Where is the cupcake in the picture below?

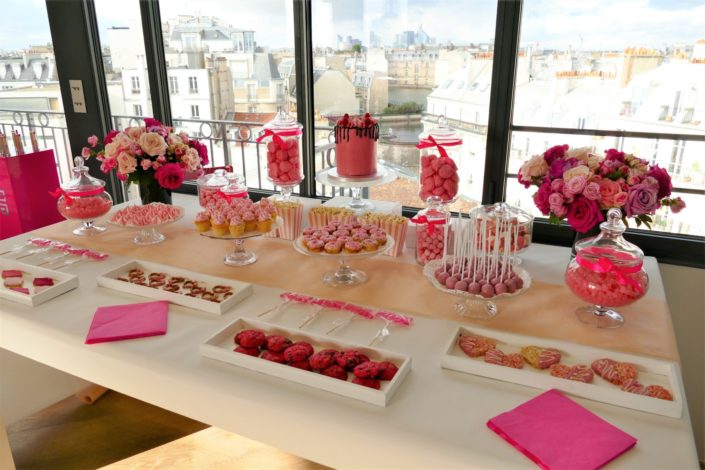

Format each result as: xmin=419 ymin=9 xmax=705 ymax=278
xmin=362 ymin=239 xmax=379 ymax=252
xmin=194 ymin=211 xmax=211 ymax=232
xmin=229 ymin=216 xmax=245 ymax=237
xmin=243 ymin=211 xmax=257 ymax=232
xmin=372 ymin=232 xmax=387 ymax=246
xmin=307 ymin=239 xmax=325 ymax=253
xmin=211 ymin=214 xmax=229 ymax=236
xmin=257 ymin=211 xmax=273 ymax=233
xmin=343 ymin=240 xmax=362 ymax=254
xmin=324 ymin=241 xmax=342 ymax=254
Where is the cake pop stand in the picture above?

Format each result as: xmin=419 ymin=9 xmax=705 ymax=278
xmin=201 ymin=219 xmax=282 ymax=266
xmin=315 ymin=166 xmax=397 ymax=212
xmin=293 ymin=235 xmax=394 ymax=287
xmin=423 ymin=258 xmax=532 ymax=319
xmin=108 ymin=208 xmax=184 ymax=246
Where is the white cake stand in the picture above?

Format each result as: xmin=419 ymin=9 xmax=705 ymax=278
xmin=200 ymin=219 xmax=282 ymax=266
xmin=315 ymin=166 xmax=396 ymax=212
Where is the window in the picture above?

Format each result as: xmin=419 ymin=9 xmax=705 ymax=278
xmin=168 ymin=76 xmax=179 ymax=94
xmin=131 ymin=76 xmax=140 ymax=93
xmin=188 ymin=76 xmax=198 ymax=93
xmin=190 ymin=105 xmax=199 ymax=118
xmin=312 ymin=0 xmax=498 ymax=212
xmin=247 ymin=84 xmax=256 ymax=101
xmin=508 ymin=0 xmax=705 ymax=237
xmin=133 ymin=104 xmax=143 ymax=116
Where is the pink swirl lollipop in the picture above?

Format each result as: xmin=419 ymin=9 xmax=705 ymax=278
xmin=312 ymin=298 xmax=346 ymax=310
xmin=67 ymin=247 xmax=89 ymax=256
xmin=280 ymin=292 xmax=314 ymax=304
xmin=29 ymin=238 xmax=52 ymax=246
xmin=375 ymin=310 xmax=413 ymax=326
xmin=343 ymin=303 xmax=375 ymax=319
xmin=83 ymin=251 xmax=109 ymax=261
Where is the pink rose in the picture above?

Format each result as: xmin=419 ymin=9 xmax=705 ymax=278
xmin=598 ymin=179 xmax=621 ymax=209
xmin=144 ymin=118 xmax=163 ymax=128
xmin=583 ymin=182 xmax=601 ymax=201
xmin=103 ymin=129 xmax=119 ymax=145
xmin=550 ymin=178 xmax=564 ymax=192
xmin=140 ymin=159 xmax=152 ymax=171
xmin=155 ymin=163 xmax=185 ymax=190
xmin=564 ymin=175 xmax=587 ymax=196
xmin=548 ymin=192 xmax=566 ymax=217
xmin=519 ymin=154 xmax=549 ymax=183
xmin=157 ymin=155 xmax=166 ymax=163
xmin=566 ymin=196 xmax=604 ymax=233
xmin=670 ymin=197 xmax=686 ymax=214
xmin=614 ymin=192 xmax=628 ymax=207
xmin=126 ymin=126 xmax=144 ymax=141
xmin=100 ymin=157 xmax=117 ymax=173
xmin=179 ymin=131 xmax=189 ymax=144
xmin=116 ymin=151 xmax=137 ymax=174
xmin=87 ymin=135 xmax=98 ymax=147
xmin=605 ymin=148 xmax=625 ymax=161
xmin=647 ymin=164 xmax=672 ymax=199
xmin=532 ymin=181 xmax=552 ymax=216
xmin=139 ymin=132 xmax=168 ymax=157
xmin=182 ymin=147 xmax=200 ymax=171
xmin=81 ymin=146 xmax=91 ymax=158
xmin=625 ymin=183 xmax=659 ymax=217
xmin=152 ymin=161 xmax=161 ymax=170
xmin=543 ymin=144 xmax=569 ymax=165
xmin=190 ymin=139 xmax=209 ymax=166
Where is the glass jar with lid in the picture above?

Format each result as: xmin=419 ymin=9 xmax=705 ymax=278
xmin=417 ymin=116 xmax=462 ymax=204
xmin=412 ymin=196 xmax=449 ymax=265
xmin=196 ymin=169 xmax=229 ymax=208
xmin=54 ymin=156 xmax=113 ymax=236
xmin=258 ymin=110 xmax=303 ymax=201
xmin=565 ymin=208 xmax=649 ymax=328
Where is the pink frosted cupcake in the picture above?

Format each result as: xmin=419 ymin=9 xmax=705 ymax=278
xmin=306 ymin=239 xmax=325 ymax=253
xmin=194 ymin=211 xmax=211 ymax=232
xmin=211 ymin=213 xmax=229 ymax=236
xmin=343 ymin=240 xmax=362 ymax=254
xmin=243 ymin=211 xmax=257 ymax=232
xmin=324 ymin=241 xmax=342 ymax=254
xmin=362 ymin=239 xmax=379 ymax=252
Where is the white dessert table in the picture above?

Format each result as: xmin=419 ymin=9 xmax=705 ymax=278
xmin=0 ymin=194 xmax=699 ymax=469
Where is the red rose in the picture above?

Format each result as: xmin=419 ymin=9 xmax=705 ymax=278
xmin=647 ymin=164 xmax=672 ymax=199
xmin=154 ymin=163 xmax=185 ymax=190
xmin=103 ymin=129 xmax=119 ymax=145
xmin=543 ymin=144 xmax=569 ymax=165
xmin=533 ymin=181 xmax=553 ymax=216
xmin=566 ymin=196 xmax=604 ymax=233
xmin=605 ymin=148 xmax=625 ymax=162
xmin=143 ymin=118 xmax=163 ymax=128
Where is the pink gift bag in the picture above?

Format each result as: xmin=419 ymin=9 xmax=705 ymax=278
xmin=0 ymin=150 xmax=64 ymax=239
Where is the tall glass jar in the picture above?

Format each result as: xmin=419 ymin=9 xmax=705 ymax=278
xmin=54 ymin=156 xmax=113 ymax=236
xmin=417 ymin=116 xmax=462 ymax=204
xmin=412 ymin=196 xmax=449 ymax=265
xmin=565 ymin=208 xmax=649 ymax=329
xmin=196 ymin=169 xmax=229 ymax=208
xmin=259 ymin=110 xmax=303 ymax=201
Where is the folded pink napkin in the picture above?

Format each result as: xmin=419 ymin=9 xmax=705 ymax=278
xmin=487 ymin=389 xmax=637 ymax=470
xmin=85 ymin=301 xmax=168 ymax=344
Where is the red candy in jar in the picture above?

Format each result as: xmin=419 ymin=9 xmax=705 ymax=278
xmin=412 ymin=195 xmax=449 ymax=265
xmin=57 ymin=196 xmax=112 ymax=220
xmin=259 ymin=111 xmax=303 ymax=187
xmin=417 ymin=117 xmax=462 ymax=204
xmin=565 ymin=208 xmax=649 ymax=329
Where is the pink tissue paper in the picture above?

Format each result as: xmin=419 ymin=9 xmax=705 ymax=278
xmin=487 ymin=389 xmax=637 ymax=470
xmin=85 ymin=300 xmax=168 ymax=344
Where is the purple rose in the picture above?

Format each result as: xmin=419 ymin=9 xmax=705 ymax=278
xmin=566 ymin=196 xmax=604 ymax=233
xmin=533 ymin=181 xmax=552 ymax=216
xmin=625 ymin=183 xmax=659 ymax=217
xmin=543 ymin=144 xmax=569 ymax=165
xmin=548 ymin=159 xmax=566 ymax=179
xmin=647 ymin=164 xmax=672 ymax=199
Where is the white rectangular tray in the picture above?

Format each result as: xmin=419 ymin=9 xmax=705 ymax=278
xmin=201 ymin=317 xmax=412 ymax=406
xmin=0 ymin=258 xmax=78 ymax=307
xmin=97 ymin=260 xmax=252 ymax=315
xmin=442 ymin=324 xmax=683 ymax=418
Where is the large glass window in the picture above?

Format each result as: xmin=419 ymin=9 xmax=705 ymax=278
xmin=158 ymin=0 xmax=296 ymax=192
xmin=0 ymin=0 xmax=73 ymax=183
xmin=508 ymin=0 xmax=705 ymax=236
xmin=311 ymin=0 xmax=498 ymax=212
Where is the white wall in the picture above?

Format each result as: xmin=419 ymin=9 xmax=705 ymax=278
xmin=661 ymin=263 xmax=705 ymax=461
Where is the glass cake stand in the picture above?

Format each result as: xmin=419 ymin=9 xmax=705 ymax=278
xmin=422 ymin=258 xmax=532 ymax=319
xmin=108 ymin=207 xmax=184 ymax=245
xmin=201 ymin=219 xmax=282 ymax=266
xmin=293 ymin=235 xmax=394 ymax=286
xmin=315 ymin=166 xmax=397 ymax=211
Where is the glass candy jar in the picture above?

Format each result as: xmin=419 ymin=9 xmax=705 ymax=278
xmin=417 ymin=116 xmax=462 ymax=204
xmin=412 ymin=196 xmax=449 ymax=265
xmin=197 ymin=169 xmax=229 ymax=208
xmin=565 ymin=208 xmax=649 ymax=329
xmin=54 ymin=156 xmax=113 ymax=236
xmin=220 ymin=172 xmax=248 ymax=200
xmin=259 ymin=110 xmax=303 ymax=201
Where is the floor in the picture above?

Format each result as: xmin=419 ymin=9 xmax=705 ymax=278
xmin=6 ymin=391 xmax=329 ymax=470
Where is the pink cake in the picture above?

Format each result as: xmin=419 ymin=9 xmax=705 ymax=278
xmin=334 ymin=113 xmax=379 ymax=177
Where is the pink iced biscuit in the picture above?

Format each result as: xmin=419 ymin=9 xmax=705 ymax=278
xmin=4 ymin=277 xmax=23 ymax=287
xmin=416 ymin=224 xmax=445 ymax=264
xmin=33 ymin=277 xmax=55 ymax=287
xmin=110 ymin=203 xmax=182 ymax=226
xmin=334 ymin=113 xmax=378 ymax=177
xmin=58 ymin=196 xmax=112 ymax=220
xmin=2 ymin=270 xmax=23 ymax=279
xmin=565 ymin=264 xmax=646 ymax=307
xmin=419 ymin=154 xmax=458 ymax=202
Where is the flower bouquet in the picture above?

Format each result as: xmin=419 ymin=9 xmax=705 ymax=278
xmin=82 ymin=118 xmax=209 ymax=204
xmin=518 ymin=145 xmax=685 ymax=233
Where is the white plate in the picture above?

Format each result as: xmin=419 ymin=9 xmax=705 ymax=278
xmin=96 ymin=260 xmax=252 ymax=315
xmin=201 ymin=317 xmax=412 ymax=406
xmin=441 ymin=324 xmax=683 ymax=418
xmin=0 ymin=258 xmax=78 ymax=307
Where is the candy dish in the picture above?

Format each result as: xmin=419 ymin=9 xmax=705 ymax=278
xmin=0 ymin=258 xmax=78 ymax=307
xmin=441 ymin=324 xmax=683 ymax=418
xmin=423 ymin=258 xmax=531 ymax=319
xmin=200 ymin=219 xmax=282 ymax=267
xmin=200 ymin=317 xmax=411 ymax=406
xmin=96 ymin=260 xmax=252 ymax=315
xmin=293 ymin=235 xmax=394 ymax=287
xmin=108 ymin=205 xmax=184 ymax=245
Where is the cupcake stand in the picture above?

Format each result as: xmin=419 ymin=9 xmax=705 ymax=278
xmin=201 ymin=220 xmax=282 ymax=267
xmin=315 ymin=166 xmax=396 ymax=212
xmin=293 ymin=235 xmax=394 ymax=286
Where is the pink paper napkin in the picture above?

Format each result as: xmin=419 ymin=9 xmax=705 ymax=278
xmin=487 ymin=389 xmax=637 ymax=470
xmin=85 ymin=301 xmax=169 ymax=344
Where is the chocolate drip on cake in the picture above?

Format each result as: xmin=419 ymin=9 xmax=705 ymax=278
xmin=334 ymin=124 xmax=380 ymax=144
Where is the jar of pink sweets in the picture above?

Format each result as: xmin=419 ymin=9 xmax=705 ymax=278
xmin=54 ymin=156 xmax=113 ymax=236
xmin=196 ymin=169 xmax=229 ymax=208
xmin=412 ymin=196 xmax=449 ymax=265
xmin=258 ymin=110 xmax=303 ymax=201
xmin=565 ymin=208 xmax=649 ymax=329
xmin=417 ymin=116 xmax=462 ymax=204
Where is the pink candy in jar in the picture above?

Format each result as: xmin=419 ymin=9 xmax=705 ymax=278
xmin=565 ymin=254 xmax=647 ymax=307
xmin=416 ymin=224 xmax=446 ymax=264
xmin=58 ymin=196 xmax=112 ymax=220
xmin=419 ymin=154 xmax=458 ymax=203
xmin=267 ymin=137 xmax=302 ymax=184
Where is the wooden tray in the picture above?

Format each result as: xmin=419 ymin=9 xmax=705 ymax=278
xmin=442 ymin=324 xmax=683 ymax=418
xmin=97 ymin=260 xmax=252 ymax=315
xmin=0 ymin=258 xmax=78 ymax=307
xmin=201 ymin=317 xmax=412 ymax=406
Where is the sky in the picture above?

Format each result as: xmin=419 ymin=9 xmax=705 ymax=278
xmin=0 ymin=0 xmax=703 ymax=52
